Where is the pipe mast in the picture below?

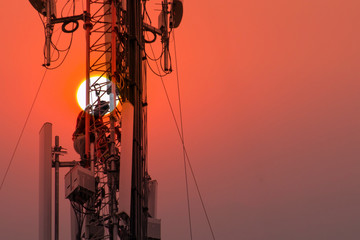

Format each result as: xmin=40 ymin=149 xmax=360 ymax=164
xmin=127 ymin=0 xmax=146 ymax=238
xmin=85 ymin=0 xmax=91 ymax=169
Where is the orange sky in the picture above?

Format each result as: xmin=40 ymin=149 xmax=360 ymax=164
xmin=1 ymin=0 xmax=360 ymax=239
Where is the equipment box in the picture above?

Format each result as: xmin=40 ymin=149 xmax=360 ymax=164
xmin=65 ymin=165 xmax=95 ymax=204
xmin=147 ymin=218 xmax=161 ymax=240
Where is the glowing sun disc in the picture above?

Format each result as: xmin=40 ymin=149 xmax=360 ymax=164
xmin=76 ymin=76 xmax=119 ymax=112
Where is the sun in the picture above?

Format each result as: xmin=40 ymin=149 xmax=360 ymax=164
xmin=76 ymin=76 xmax=119 ymax=112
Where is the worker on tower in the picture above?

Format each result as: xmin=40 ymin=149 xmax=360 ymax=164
xmin=72 ymin=101 xmax=110 ymax=167
xmin=94 ymin=104 xmax=122 ymax=163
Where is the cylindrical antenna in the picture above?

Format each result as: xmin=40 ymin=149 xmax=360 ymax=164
xmin=45 ymin=0 xmax=52 ymax=66
xmin=163 ymin=0 xmax=170 ymax=71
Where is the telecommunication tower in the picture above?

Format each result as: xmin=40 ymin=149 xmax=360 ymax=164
xmin=32 ymin=0 xmax=183 ymax=239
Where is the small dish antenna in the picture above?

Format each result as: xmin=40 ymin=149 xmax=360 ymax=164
xmin=29 ymin=0 xmax=56 ymax=17
xmin=170 ymin=0 xmax=183 ymax=28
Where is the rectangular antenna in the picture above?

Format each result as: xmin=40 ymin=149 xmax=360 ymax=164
xmin=118 ymin=101 xmax=134 ymax=217
xmin=39 ymin=123 xmax=52 ymax=240
xmin=148 ymin=180 xmax=158 ymax=218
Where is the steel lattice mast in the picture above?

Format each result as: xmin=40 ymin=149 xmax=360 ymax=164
xmin=83 ymin=0 xmax=148 ymax=238
xmin=33 ymin=0 xmax=183 ymax=239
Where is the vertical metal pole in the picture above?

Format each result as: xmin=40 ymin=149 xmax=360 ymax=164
xmin=84 ymin=2 xmax=92 ymax=239
xmin=90 ymin=143 xmax=95 ymax=173
xmin=110 ymin=0 xmax=117 ymax=166
xmin=85 ymin=0 xmax=91 ymax=168
xmin=54 ymin=136 xmax=60 ymax=240
xmin=142 ymin=52 xmax=149 ymax=238
xmin=110 ymin=0 xmax=117 ymax=156
xmin=110 ymin=2 xmax=118 ymax=239
xmin=128 ymin=0 xmax=145 ymax=238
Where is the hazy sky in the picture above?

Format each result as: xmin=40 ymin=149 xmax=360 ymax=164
xmin=1 ymin=0 xmax=360 ymax=239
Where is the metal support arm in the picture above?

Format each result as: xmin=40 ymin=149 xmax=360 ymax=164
xmin=51 ymin=13 xmax=86 ymax=24
xmin=143 ymin=23 xmax=162 ymax=36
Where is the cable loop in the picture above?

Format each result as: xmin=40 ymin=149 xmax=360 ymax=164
xmin=144 ymin=30 xmax=157 ymax=43
xmin=62 ymin=20 xmax=79 ymax=33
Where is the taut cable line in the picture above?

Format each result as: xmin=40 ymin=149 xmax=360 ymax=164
xmin=0 ymin=11 xmax=70 ymax=191
xmin=0 ymin=69 xmax=48 ymax=192
xmin=147 ymin=30 xmax=216 ymax=240
xmin=173 ymin=30 xmax=193 ymax=240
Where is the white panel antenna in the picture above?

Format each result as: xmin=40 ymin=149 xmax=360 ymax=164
xmin=118 ymin=101 xmax=134 ymax=218
xmin=39 ymin=123 xmax=52 ymax=240
xmin=148 ymin=180 xmax=158 ymax=218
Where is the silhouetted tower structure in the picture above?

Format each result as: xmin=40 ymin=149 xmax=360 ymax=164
xmin=33 ymin=0 xmax=183 ymax=239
